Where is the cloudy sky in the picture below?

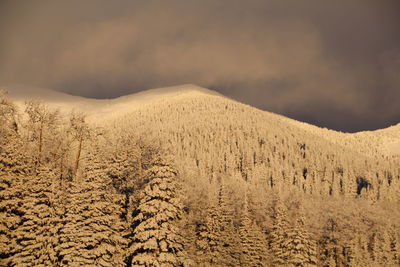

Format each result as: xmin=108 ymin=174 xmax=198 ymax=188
xmin=1 ymin=0 xmax=399 ymax=132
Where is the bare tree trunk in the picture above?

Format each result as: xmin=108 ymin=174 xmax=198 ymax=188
xmin=74 ymin=134 xmax=83 ymax=178
xmin=38 ymin=122 xmax=43 ymax=163
xmin=34 ymin=122 xmax=44 ymax=174
xmin=138 ymin=156 xmax=142 ymax=177
xmin=60 ymin=154 xmax=64 ymax=180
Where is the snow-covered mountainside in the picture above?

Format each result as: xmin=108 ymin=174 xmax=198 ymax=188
xmin=4 ymin=83 xmax=399 ymax=157
xmin=4 ymin=84 xmax=220 ymax=121
xmin=1 ymin=84 xmax=400 ymax=266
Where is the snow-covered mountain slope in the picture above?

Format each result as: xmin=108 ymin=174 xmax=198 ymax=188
xmin=3 ymin=84 xmax=220 ymax=120
xmin=3 ymin=83 xmax=399 ymax=157
xmin=2 ymin=83 xmax=399 ymax=267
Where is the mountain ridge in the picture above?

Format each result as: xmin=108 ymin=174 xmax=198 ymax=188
xmin=4 ymin=83 xmax=398 ymax=132
xmin=3 ymin=83 xmax=399 ymax=157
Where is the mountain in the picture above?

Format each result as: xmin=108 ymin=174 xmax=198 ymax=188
xmin=1 ymin=84 xmax=399 ymax=266
xmin=4 ymin=84 xmax=221 ymax=121
xmin=6 ymin=83 xmax=399 ymax=157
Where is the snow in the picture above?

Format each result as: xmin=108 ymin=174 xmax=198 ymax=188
xmin=3 ymin=84 xmax=220 ymax=122
xmin=3 ymin=83 xmax=399 ymax=156
xmin=386 ymin=141 xmax=400 ymax=155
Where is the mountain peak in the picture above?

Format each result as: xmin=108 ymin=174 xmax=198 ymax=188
xmin=115 ymin=84 xmax=222 ymax=100
xmin=3 ymin=83 xmax=221 ymax=103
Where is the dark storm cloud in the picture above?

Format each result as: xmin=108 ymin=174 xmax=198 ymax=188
xmin=0 ymin=0 xmax=399 ymax=132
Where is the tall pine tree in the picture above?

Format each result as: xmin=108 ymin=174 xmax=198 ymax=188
xmin=128 ymin=158 xmax=186 ymax=266
xmin=56 ymin=152 xmax=126 ymax=266
xmin=197 ymin=180 xmax=240 ymax=266
xmin=10 ymin=167 xmax=58 ymax=266
xmin=283 ymin=214 xmax=317 ymax=267
xmin=239 ymin=192 xmax=267 ymax=266
xmin=270 ymin=196 xmax=290 ymax=266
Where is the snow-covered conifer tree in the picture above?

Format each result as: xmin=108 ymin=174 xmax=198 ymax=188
xmin=283 ymin=215 xmax=317 ymax=267
xmin=270 ymin=196 xmax=290 ymax=266
xmin=195 ymin=202 xmax=220 ymax=265
xmin=318 ymin=218 xmax=343 ymax=267
xmin=194 ymin=179 xmax=240 ymax=266
xmin=128 ymin=158 xmax=186 ymax=266
xmin=239 ymin=193 xmax=267 ymax=266
xmin=0 ymin=92 xmax=31 ymax=266
xmin=10 ymin=167 xmax=58 ymax=266
xmin=56 ymin=152 xmax=126 ymax=266
xmin=0 ymin=172 xmax=25 ymax=266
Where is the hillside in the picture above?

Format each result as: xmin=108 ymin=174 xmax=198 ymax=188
xmin=6 ymin=84 xmax=399 ymax=158
xmin=1 ymin=85 xmax=399 ymax=266
xmin=4 ymin=84 xmax=220 ymax=121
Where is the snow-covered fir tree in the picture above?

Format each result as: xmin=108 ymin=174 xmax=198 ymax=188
xmin=10 ymin=167 xmax=58 ymax=266
xmin=269 ymin=196 xmax=290 ymax=266
xmin=318 ymin=218 xmax=343 ymax=267
xmin=0 ymin=171 xmax=26 ymax=266
xmin=128 ymin=157 xmax=186 ymax=266
xmin=56 ymin=152 xmax=126 ymax=266
xmin=0 ymin=95 xmax=31 ymax=266
xmin=283 ymin=214 xmax=317 ymax=267
xmin=197 ymin=180 xmax=241 ymax=266
xmin=239 ymin=192 xmax=267 ymax=266
xmin=194 ymin=201 xmax=221 ymax=265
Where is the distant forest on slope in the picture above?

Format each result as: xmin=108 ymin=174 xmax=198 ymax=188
xmin=1 ymin=89 xmax=399 ymax=266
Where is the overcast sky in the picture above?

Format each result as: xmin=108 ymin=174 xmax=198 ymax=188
xmin=1 ymin=0 xmax=399 ymax=132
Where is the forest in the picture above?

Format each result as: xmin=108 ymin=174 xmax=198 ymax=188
xmin=1 ymin=88 xmax=399 ymax=266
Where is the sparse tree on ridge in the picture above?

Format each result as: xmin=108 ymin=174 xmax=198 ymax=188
xmin=0 ymin=90 xmax=18 ymax=140
xmin=24 ymin=100 xmax=59 ymax=173
xmin=69 ymin=111 xmax=90 ymax=178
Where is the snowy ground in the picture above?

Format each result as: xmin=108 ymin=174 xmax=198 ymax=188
xmin=3 ymin=84 xmax=219 ymax=121
xmin=386 ymin=141 xmax=400 ymax=155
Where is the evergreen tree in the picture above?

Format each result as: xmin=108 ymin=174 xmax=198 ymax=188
xmin=194 ymin=180 xmax=241 ymax=266
xmin=283 ymin=215 xmax=317 ymax=267
xmin=56 ymin=154 xmax=126 ymax=266
xmin=10 ymin=167 xmax=58 ymax=266
xmin=0 ymin=172 xmax=25 ymax=266
xmin=318 ymin=218 xmax=343 ymax=267
xmin=0 ymin=95 xmax=31 ymax=265
xmin=347 ymin=236 xmax=370 ymax=267
xmin=214 ymin=180 xmax=241 ymax=266
xmin=388 ymin=226 xmax=400 ymax=266
xmin=368 ymin=229 xmax=394 ymax=266
xmin=239 ymin=193 xmax=267 ymax=266
xmin=128 ymin=158 xmax=186 ymax=266
xmin=270 ymin=196 xmax=290 ymax=266
xmin=195 ymin=202 xmax=221 ymax=265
